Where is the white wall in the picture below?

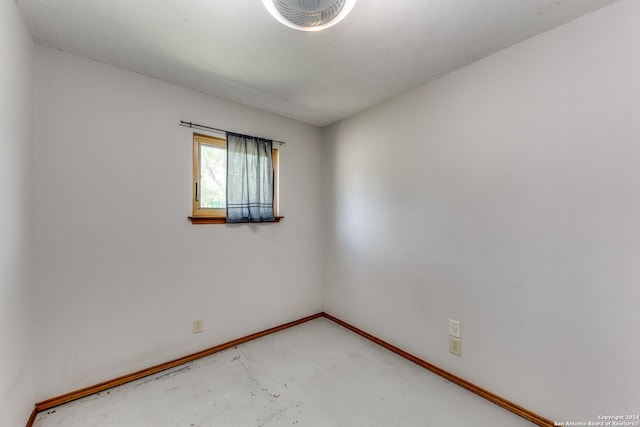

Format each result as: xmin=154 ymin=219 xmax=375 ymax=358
xmin=0 ymin=1 xmax=36 ymax=425
xmin=324 ymin=0 xmax=640 ymax=421
xmin=35 ymin=47 xmax=324 ymax=399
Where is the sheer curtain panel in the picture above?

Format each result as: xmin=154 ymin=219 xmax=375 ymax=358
xmin=226 ymin=132 xmax=275 ymax=223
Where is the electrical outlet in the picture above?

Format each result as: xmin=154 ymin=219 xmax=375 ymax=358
xmin=448 ymin=319 xmax=461 ymax=338
xmin=449 ymin=336 xmax=462 ymax=356
xmin=192 ymin=319 xmax=204 ymax=334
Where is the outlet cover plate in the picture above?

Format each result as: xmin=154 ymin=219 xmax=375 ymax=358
xmin=449 ymin=336 xmax=462 ymax=356
xmin=193 ymin=319 xmax=204 ymax=334
xmin=449 ymin=319 xmax=461 ymax=338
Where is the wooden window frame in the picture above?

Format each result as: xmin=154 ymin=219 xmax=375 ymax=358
xmin=189 ymin=133 xmax=281 ymax=224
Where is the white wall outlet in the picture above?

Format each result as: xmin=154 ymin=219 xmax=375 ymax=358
xmin=192 ymin=318 xmax=204 ymax=334
xmin=448 ymin=319 xmax=461 ymax=338
xmin=449 ymin=336 xmax=462 ymax=356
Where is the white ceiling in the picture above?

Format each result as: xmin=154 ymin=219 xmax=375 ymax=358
xmin=18 ymin=0 xmax=618 ymax=127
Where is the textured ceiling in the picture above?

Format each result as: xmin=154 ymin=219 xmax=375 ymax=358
xmin=18 ymin=0 xmax=618 ymax=127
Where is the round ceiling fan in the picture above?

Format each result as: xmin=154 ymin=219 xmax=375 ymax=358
xmin=262 ymin=0 xmax=358 ymax=31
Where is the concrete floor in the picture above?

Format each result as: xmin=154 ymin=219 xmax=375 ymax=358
xmin=34 ymin=318 xmax=536 ymax=426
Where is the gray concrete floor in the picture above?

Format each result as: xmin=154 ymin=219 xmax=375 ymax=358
xmin=34 ymin=318 xmax=535 ymax=426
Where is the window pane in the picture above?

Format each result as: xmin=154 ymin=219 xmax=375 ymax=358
xmin=199 ymin=143 xmax=226 ymax=209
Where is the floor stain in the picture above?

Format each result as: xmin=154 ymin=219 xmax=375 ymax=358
xmin=154 ymin=365 xmax=192 ymax=382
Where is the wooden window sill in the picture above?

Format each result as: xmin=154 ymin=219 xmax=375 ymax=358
xmin=188 ymin=216 xmax=284 ymax=224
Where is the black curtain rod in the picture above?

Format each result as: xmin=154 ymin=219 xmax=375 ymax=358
xmin=179 ymin=121 xmax=286 ymax=145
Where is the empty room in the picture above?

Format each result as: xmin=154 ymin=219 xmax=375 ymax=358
xmin=2 ymin=0 xmax=639 ymax=426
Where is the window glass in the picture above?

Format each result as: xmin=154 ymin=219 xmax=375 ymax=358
xmin=199 ymin=143 xmax=226 ymax=209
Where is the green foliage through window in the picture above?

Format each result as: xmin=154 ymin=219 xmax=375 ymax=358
xmin=199 ymin=143 xmax=226 ymax=208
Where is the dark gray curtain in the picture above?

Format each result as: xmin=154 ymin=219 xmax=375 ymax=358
xmin=226 ymin=132 xmax=275 ymax=223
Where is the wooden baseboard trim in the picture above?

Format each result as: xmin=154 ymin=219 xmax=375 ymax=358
xmin=34 ymin=312 xmax=323 ymax=413
xmin=30 ymin=311 xmax=552 ymax=427
xmin=25 ymin=406 xmax=37 ymax=427
xmin=321 ymin=312 xmax=553 ymax=427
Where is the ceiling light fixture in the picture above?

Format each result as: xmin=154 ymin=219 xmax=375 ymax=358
xmin=262 ymin=0 xmax=357 ymax=32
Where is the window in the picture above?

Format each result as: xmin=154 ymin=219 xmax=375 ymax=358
xmin=190 ymin=133 xmax=280 ymax=224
